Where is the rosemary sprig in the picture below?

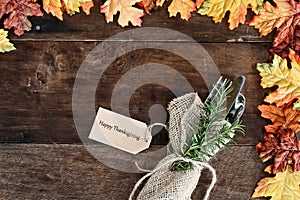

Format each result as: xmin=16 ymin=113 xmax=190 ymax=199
xmin=173 ymin=79 xmax=245 ymax=172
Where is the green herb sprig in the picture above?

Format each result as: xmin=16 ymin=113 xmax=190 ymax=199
xmin=173 ymin=79 xmax=245 ymax=172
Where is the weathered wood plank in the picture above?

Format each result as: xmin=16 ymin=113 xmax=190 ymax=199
xmin=8 ymin=1 xmax=272 ymax=43
xmin=0 ymin=42 xmax=270 ymax=144
xmin=0 ymin=144 xmax=267 ymax=200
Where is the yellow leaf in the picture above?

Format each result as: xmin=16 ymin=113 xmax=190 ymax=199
xmin=252 ymin=165 xmax=300 ymax=199
xmin=168 ymin=0 xmax=196 ymax=20
xmin=198 ymin=0 xmax=263 ymax=30
xmin=294 ymin=100 xmax=300 ymax=111
xmin=248 ymin=0 xmax=298 ymax=36
xmin=100 ymin=0 xmax=144 ymax=27
xmin=43 ymin=0 xmax=63 ymax=20
xmin=42 ymin=0 xmax=94 ymax=19
xmin=63 ymin=0 xmax=81 ymax=15
xmin=0 ymin=29 xmax=16 ymax=53
xmin=257 ymin=49 xmax=300 ymax=108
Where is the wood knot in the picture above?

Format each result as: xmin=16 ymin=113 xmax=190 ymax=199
xmin=35 ymin=64 xmax=51 ymax=93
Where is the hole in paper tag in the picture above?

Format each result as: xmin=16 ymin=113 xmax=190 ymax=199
xmin=89 ymin=107 xmax=152 ymax=154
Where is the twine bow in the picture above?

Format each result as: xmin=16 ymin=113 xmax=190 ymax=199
xmin=129 ymin=156 xmax=217 ymax=200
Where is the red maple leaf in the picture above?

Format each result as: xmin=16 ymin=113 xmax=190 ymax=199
xmin=270 ymin=14 xmax=300 ymax=59
xmin=258 ymin=101 xmax=300 ymax=134
xmin=0 ymin=0 xmax=44 ymax=36
xmin=248 ymin=0 xmax=300 ymax=59
xmin=256 ymin=127 xmax=300 ymax=174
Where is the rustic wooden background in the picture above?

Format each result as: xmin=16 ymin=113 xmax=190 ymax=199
xmin=0 ymin=2 xmax=273 ymax=199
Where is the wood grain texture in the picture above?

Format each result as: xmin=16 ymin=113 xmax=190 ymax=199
xmin=0 ymin=144 xmax=267 ymax=200
xmin=8 ymin=1 xmax=272 ymax=43
xmin=0 ymin=42 xmax=270 ymax=144
xmin=0 ymin=5 xmax=274 ymax=199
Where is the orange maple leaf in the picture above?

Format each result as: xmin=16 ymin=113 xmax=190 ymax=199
xmin=43 ymin=0 xmax=63 ymax=20
xmin=198 ymin=0 xmax=263 ymax=30
xmin=80 ymin=1 xmax=94 ymax=15
xmin=100 ymin=0 xmax=144 ymax=27
xmin=168 ymin=0 xmax=196 ymax=20
xmin=196 ymin=0 xmax=204 ymax=9
xmin=248 ymin=0 xmax=300 ymax=58
xmin=157 ymin=0 xmax=196 ymax=21
xmin=258 ymin=101 xmax=300 ymax=133
xmin=42 ymin=0 xmax=94 ymax=20
xmin=248 ymin=0 xmax=298 ymax=36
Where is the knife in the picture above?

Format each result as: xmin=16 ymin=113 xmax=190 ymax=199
xmin=204 ymin=76 xmax=245 ymax=122
xmin=225 ymin=76 xmax=245 ymax=123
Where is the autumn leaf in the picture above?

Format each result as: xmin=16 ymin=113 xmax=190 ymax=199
xmin=256 ymin=127 xmax=300 ymax=174
xmin=156 ymin=0 xmax=195 ymax=20
xmin=100 ymin=0 xmax=144 ymax=27
xmin=43 ymin=0 xmax=63 ymax=20
xmin=248 ymin=0 xmax=300 ymax=58
xmin=156 ymin=0 xmax=165 ymax=7
xmin=196 ymin=0 xmax=204 ymax=9
xmin=257 ymin=49 xmax=300 ymax=108
xmin=168 ymin=0 xmax=196 ymax=20
xmin=252 ymin=165 xmax=300 ymax=199
xmin=0 ymin=0 xmax=44 ymax=36
xmin=295 ymin=100 xmax=300 ymax=111
xmin=258 ymin=101 xmax=300 ymax=133
xmin=137 ymin=0 xmax=155 ymax=14
xmin=248 ymin=0 xmax=297 ymax=36
xmin=42 ymin=0 xmax=94 ymax=20
xmin=79 ymin=0 xmax=94 ymax=15
xmin=0 ymin=29 xmax=16 ymax=53
xmin=269 ymin=14 xmax=300 ymax=59
xmin=198 ymin=0 xmax=263 ymax=30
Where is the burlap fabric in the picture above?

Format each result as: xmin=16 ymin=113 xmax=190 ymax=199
xmin=130 ymin=93 xmax=232 ymax=200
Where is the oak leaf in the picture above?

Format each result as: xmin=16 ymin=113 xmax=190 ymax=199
xmin=252 ymin=165 xmax=300 ymax=199
xmin=100 ymin=0 xmax=144 ymax=27
xmin=0 ymin=0 xmax=44 ymax=36
xmin=248 ymin=0 xmax=300 ymax=58
xmin=198 ymin=0 xmax=263 ymax=30
xmin=257 ymin=49 xmax=300 ymax=108
xmin=256 ymin=127 xmax=300 ymax=174
xmin=0 ymin=29 xmax=16 ymax=53
xmin=258 ymin=101 xmax=300 ymax=133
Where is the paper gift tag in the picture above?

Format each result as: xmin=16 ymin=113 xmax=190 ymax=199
xmin=89 ymin=107 xmax=152 ymax=154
